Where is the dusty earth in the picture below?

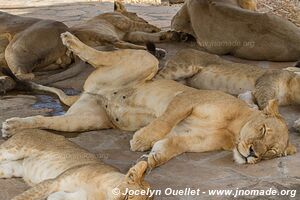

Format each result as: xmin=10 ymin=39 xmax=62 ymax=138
xmin=0 ymin=1 xmax=300 ymax=200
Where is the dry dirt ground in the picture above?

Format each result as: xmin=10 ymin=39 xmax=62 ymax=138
xmin=0 ymin=1 xmax=300 ymax=200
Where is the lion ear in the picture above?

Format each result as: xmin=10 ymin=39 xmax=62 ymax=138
xmin=125 ymin=161 xmax=148 ymax=184
xmin=263 ymin=99 xmax=280 ymax=117
xmin=284 ymin=142 xmax=297 ymax=156
xmin=114 ymin=1 xmax=127 ymax=12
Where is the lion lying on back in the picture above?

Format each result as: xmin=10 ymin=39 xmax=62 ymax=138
xmin=156 ymin=49 xmax=300 ymax=131
xmin=172 ymin=0 xmax=300 ymax=61
xmin=2 ymin=32 xmax=296 ymax=169
xmin=0 ymin=129 xmax=151 ymax=200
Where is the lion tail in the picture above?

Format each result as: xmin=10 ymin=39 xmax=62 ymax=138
xmin=1 ymin=67 xmax=79 ymax=107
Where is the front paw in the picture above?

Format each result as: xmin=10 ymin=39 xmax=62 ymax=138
xmin=293 ymin=119 xmax=300 ymax=132
xmin=160 ymin=31 xmax=180 ymax=42
xmin=1 ymin=117 xmax=24 ymax=138
xmin=130 ymin=128 xmax=153 ymax=152
xmin=147 ymin=150 xmax=168 ymax=169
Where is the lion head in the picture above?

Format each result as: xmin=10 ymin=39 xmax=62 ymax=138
xmin=234 ymin=99 xmax=296 ymax=164
xmin=116 ymin=161 xmax=153 ymax=200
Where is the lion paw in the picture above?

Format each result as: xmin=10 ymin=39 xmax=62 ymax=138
xmin=2 ymin=118 xmax=25 ymax=138
xmin=130 ymin=129 xmax=153 ymax=152
xmin=61 ymin=32 xmax=81 ymax=54
xmin=147 ymin=151 xmax=167 ymax=169
xmin=293 ymin=119 xmax=300 ymax=132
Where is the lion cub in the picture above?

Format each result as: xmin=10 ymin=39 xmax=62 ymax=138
xmin=0 ymin=129 xmax=151 ymax=200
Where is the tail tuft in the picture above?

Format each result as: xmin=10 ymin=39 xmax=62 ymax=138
xmin=146 ymin=42 xmax=166 ymax=59
xmin=146 ymin=42 xmax=156 ymax=53
xmin=0 ymin=67 xmax=33 ymax=91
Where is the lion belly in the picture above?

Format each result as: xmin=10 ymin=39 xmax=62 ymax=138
xmin=104 ymin=80 xmax=188 ymax=131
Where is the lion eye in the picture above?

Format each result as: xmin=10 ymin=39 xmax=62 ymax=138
xmin=263 ymin=149 xmax=277 ymax=159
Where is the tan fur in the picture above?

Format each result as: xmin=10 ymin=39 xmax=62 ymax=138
xmin=0 ymin=12 xmax=71 ymax=79
xmin=237 ymin=0 xmax=257 ymax=10
xmin=0 ymin=129 xmax=152 ymax=200
xmin=171 ymin=0 xmax=300 ymax=61
xmin=70 ymin=2 xmax=180 ymax=49
xmin=0 ymin=1 xmax=182 ymax=91
xmin=156 ymin=48 xmax=300 ymax=131
xmin=2 ymin=32 xmax=295 ymax=169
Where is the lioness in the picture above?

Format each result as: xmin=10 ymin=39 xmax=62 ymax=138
xmin=0 ymin=129 xmax=151 ymax=200
xmin=156 ymin=49 xmax=300 ymax=131
xmin=0 ymin=1 xmax=183 ymax=91
xmin=172 ymin=0 xmax=300 ymax=61
xmin=0 ymin=11 xmax=70 ymax=90
xmin=1 ymin=32 xmax=296 ymax=169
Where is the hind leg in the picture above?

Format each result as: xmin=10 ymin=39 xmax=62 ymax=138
xmin=123 ymin=31 xmax=186 ymax=43
xmin=0 ymin=160 xmax=23 ymax=178
xmin=2 ymin=94 xmax=112 ymax=137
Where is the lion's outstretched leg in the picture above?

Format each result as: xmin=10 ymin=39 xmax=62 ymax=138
xmin=2 ymin=94 xmax=112 ymax=137
xmin=147 ymin=129 xmax=234 ymax=168
xmin=130 ymin=93 xmax=194 ymax=152
xmin=106 ymin=16 xmax=161 ymax=33
xmin=123 ymin=31 xmax=184 ymax=43
xmin=147 ymin=136 xmax=188 ymax=168
xmin=114 ymin=41 xmax=146 ymax=50
xmin=61 ymin=32 xmax=159 ymax=86
xmin=61 ymin=32 xmax=158 ymax=69
xmin=2 ymin=112 xmax=109 ymax=138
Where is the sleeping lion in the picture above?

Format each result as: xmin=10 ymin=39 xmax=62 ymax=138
xmin=156 ymin=49 xmax=300 ymax=131
xmin=0 ymin=1 xmax=182 ymax=92
xmin=0 ymin=129 xmax=152 ymax=200
xmin=1 ymin=32 xmax=296 ymax=169
xmin=172 ymin=0 xmax=300 ymax=61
